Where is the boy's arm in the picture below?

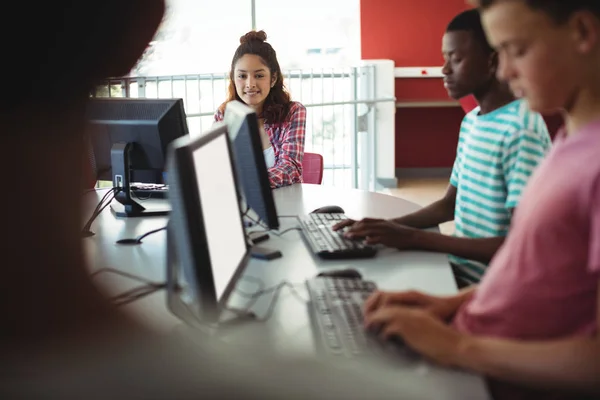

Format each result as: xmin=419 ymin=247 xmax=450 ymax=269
xmin=457 ymin=178 xmax=600 ymax=394
xmin=410 ymin=229 xmax=507 ymax=264
xmin=365 ymin=283 xmax=600 ymax=395
xmin=391 ymin=184 xmax=457 ymax=229
xmin=457 ymin=283 xmax=600 ymax=394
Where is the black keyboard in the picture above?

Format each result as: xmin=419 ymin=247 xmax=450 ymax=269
xmin=298 ymin=213 xmax=377 ymax=259
xmin=306 ymin=276 xmax=392 ymax=359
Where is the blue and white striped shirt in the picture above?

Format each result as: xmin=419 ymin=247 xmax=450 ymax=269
xmin=449 ymin=99 xmax=552 ymax=284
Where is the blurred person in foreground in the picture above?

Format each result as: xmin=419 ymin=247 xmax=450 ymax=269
xmin=0 ymin=2 xmax=430 ymax=399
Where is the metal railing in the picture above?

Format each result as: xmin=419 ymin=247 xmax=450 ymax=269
xmin=94 ymin=66 xmax=394 ymax=189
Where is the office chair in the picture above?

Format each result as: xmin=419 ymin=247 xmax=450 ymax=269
xmin=302 ymin=152 xmax=324 ymax=184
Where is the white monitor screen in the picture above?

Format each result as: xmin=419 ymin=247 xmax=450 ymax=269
xmin=192 ymin=133 xmax=247 ymax=301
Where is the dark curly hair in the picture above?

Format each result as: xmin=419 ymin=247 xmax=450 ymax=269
xmin=473 ymin=0 xmax=600 ymax=23
xmin=219 ymin=30 xmax=291 ymax=124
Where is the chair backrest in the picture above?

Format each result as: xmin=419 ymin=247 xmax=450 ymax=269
xmin=302 ymin=152 xmax=324 ymax=184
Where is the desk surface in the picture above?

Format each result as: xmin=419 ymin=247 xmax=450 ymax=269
xmin=84 ymin=183 xmax=490 ymax=400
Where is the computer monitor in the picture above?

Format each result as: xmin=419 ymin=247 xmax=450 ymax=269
xmin=85 ymin=98 xmax=189 ymax=217
xmin=223 ymin=100 xmax=279 ymax=230
xmin=165 ymin=121 xmax=251 ymax=324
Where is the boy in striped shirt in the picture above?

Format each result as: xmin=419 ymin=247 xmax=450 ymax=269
xmin=334 ymin=8 xmax=551 ymax=286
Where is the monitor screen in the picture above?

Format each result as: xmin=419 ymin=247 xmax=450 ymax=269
xmin=86 ymin=98 xmax=188 ymax=183
xmin=85 ymin=98 xmax=189 ymax=217
xmin=192 ymin=132 xmax=247 ymax=300
xmin=223 ymin=100 xmax=279 ymax=230
xmin=165 ymin=122 xmax=250 ymax=322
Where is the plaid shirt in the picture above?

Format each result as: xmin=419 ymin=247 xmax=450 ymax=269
xmin=214 ymin=101 xmax=306 ymax=188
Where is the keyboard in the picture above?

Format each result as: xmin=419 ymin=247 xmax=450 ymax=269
xmin=298 ymin=213 xmax=377 ymax=259
xmin=307 ymin=276 xmax=393 ymax=359
xmin=131 ymin=184 xmax=169 ymax=199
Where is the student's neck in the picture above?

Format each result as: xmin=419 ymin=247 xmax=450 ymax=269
xmin=474 ymin=80 xmax=515 ymax=115
xmin=564 ymin=77 xmax=600 ymax=134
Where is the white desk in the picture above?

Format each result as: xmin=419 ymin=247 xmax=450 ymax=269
xmin=84 ymin=183 xmax=490 ymax=400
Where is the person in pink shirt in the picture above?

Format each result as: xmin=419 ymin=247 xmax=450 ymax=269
xmin=363 ymin=2 xmax=600 ymax=399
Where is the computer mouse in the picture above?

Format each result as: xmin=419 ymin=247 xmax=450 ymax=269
xmin=317 ymin=268 xmax=362 ymax=279
xmin=311 ymin=205 xmax=345 ymax=214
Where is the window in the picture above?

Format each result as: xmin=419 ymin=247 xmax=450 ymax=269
xmin=255 ymin=0 xmax=360 ymax=69
xmin=133 ymin=0 xmax=252 ymax=76
xmin=133 ymin=0 xmax=360 ymax=75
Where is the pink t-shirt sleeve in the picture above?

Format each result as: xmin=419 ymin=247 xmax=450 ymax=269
xmin=588 ymin=179 xmax=600 ymax=274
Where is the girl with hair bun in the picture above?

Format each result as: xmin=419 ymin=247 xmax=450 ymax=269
xmin=215 ymin=30 xmax=306 ymax=188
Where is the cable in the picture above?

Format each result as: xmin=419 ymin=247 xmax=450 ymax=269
xmin=131 ymin=191 xmax=152 ymax=201
xmin=258 ymin=282 xmax=306 ymax=321
xmin=242 ymin=204 xmax=251 ymax=217
xmin=90 ymin=267 xmax=166 ymax=307
xmin=81 ymin=187 xmax=120 ymax=237
xmin=269 ymin=227 xmax=302 ymax=237
xmin=234 ymin=275 xmax=266 ymax=297
xmin=116 ymin=226 xmax=167 ymax=245
xmin=229 ymin=276 xmax=307 ymax=322
xmin=81 ymin=191 xmax=113 ymax=237
xmin=91 ymin=267 xmax=159 ymax=285
xmin=130 ymin=184 xmax=168 ymax=201
xmin=82 ymin=187 xmax=112 ymax=196
xmin=90 ymin=187 xmax=116 ymax=218
xmin=244 ymin=213 xmax=301 ymax=237
xmin=113 ymin=284 xmax=166 ymax=307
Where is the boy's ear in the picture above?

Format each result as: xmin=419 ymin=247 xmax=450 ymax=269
xmin=569 ymin=10 xmax=600 ymax=55
xmin=488 ymin=51 xmax=499 ymax=77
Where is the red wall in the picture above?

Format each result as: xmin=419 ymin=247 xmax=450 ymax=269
xmin=360 ymin=0 xmax=471 ymax=169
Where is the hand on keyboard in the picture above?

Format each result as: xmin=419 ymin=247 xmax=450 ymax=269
xmin=331 ymin=218 xmax=358 ymax=231
xmin=335 ymin=218 xmax=420 ymax=250
xmin=364 ymin=290 xmax=462 ymax=322
xmin=363 ymin=303 xmax=465 ymax=367
xmin=299 ymin=214 xmax=377 ymax=259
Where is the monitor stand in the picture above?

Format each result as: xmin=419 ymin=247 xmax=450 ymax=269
xmin=165 ymin=223 xmax=255 ymax=333
xmin=245 ymin=229 xmax=285 ymax=260
xmin=110 ymin=142 xmax=169 ymax=217
xmin=241 ymin=206 xmax=281 ymax=261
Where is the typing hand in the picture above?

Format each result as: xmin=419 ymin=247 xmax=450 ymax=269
xmin=364 ymin=305 xmax=466 ymax=367
xmin=332 ymin=218 xmax=357 ymax=231
xmin=364 ymin=290 xmax=461 ymax=322
xmin=341 ymin=218 xmax=419 ymax=249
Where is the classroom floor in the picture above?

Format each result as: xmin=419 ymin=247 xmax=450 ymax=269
xmin=379 ymin=178 xmax=455 ymax=235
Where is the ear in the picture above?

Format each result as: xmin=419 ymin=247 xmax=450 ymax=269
xmin=93 ymin=0 xmax=166 ymax=78
xmin=271 ymin=72 xmax=278 ymax=88
xmin=488 ymin=51 xmax=499 ymax=77
xmin=570 ymin=10 xmax=599 ymax=55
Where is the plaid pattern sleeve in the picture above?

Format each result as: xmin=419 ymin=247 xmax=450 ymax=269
xmin=214 ymin=109 xmax=223 ymax=123
xmin=268 ymin=102 xmax=306 ymax=188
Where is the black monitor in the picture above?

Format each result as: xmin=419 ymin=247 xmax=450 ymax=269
xmin=85 ymin=98 xmax=189 ymax=217
xmin=223 ymin=100 xmax=279 ymax=230
xmin=165 ymin=122 xmax=251 ymax=324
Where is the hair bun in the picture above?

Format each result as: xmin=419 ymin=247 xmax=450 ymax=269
xmin=240 ymin=30 xmax=267 ymax=44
